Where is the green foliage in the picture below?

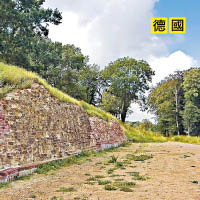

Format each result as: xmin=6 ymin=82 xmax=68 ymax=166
xmin=148 ymin=72 xmax=185 ymax=136
xmin=50 ymin=45 xmax=100 ymax=104
xmin=0 ymin=0 xmax=62 ymax=66
xmin=148 ymin=69 xmax=200 ymax=137
xmin=183 ymin=69 xmax=200 ymax=136
xmin=100 ymin=91 xmax=122 ymax=118
xmin=101 ymin=57 xmax=154 ymax=122
xmin=0 ymin=1 xmax=100 ymax=105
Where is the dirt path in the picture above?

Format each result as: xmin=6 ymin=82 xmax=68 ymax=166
xmin=1 ymin=142 xmax=200 ymax=200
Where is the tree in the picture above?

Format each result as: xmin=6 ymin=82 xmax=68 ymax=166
xmin=28 ymin=37 xmax=63 ymax=77
xmin=148 ymin=72 xmax=185 ymax=136
xmin=101 ymin=57 xmax=154 ymax=122
xmin=79 ymin=64 xmax=100 ymax=105
xmin=0 ymin=1 xmax=102 ymax=105
xmin=183 ymin=68 xmax=200 ymax=136
xmin=100 ymin=91 xmax=122 ymax=118
xmin=47 ymin=44 xmax=100 ymax=104
xmin=0 ymin=0 xmax=62 ymax=67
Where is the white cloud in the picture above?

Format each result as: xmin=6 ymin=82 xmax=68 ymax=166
xmin=44 ymin=0 xmax=168 ymax=67
xmin=148 ymin=50 xmax=198 ymax=84
xmin=127 ymin=104 xmax=155 ymax=122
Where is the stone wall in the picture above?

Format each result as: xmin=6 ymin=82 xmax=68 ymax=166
xmin=89 ymin=117 xmax=127 ymax=150
xmin=0 ymin=83 xmax=126 ymax=182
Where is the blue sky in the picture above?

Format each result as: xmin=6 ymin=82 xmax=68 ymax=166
xmin=154 ymin=0 xmax=200 ymax=64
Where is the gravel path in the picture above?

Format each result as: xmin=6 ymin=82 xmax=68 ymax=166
xmin=1 ymin=142 xmax=200 ymax=200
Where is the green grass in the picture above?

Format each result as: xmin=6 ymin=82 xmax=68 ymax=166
xmin=29 ymin=194 xmax=36 ymax=198
xmin=84 ymin=173 xmax=91 ymax=176
xmin=124 ymin=124 xmax=167 ymax=143
xmin=94 ymin=175 xmax=105 ymax=179
xmin=109 ymin=174 xmax=126 ymax=177
xmin=124 ymin=124 xmax=200 ymax=146
xmin=120 ymin=187 xmax=133 ymax=192
xmin=84 ymin=181 xmax=95 ymax=185
xmin=36 ymin=152 xmax=94 ymax=174
xmin=35 ymin=148 xmax=120 ymax=175
xmin=0 ymin=182 xmax=9 ymax=189
xmin=114 ymin=178 xmax=124 ymax=182
xmin=86 ymin=177 xmax=96 ymax=182
xmin=0 ymin=63 xmax=80 ymax=105
xmin=108 ymin=155 xmax=118 ymax=163
xmin=1 ymin=63 xmax=200 ymax=146
xmin=113 ymin=181 xmax=136 ymax=188
xmin=0 ymin=174 xmax=34 ymax=189
xmin=169 ymin=135 xmax=200 ymax=145
xmin=50 ymin=197 xmax=64 ymax=200
xmin=0 ymin=144 xmax=132 ymax=189
xmin=127 ymin=172 xmax=147 ymax=181
xmin=126 ymin=154 xmax=153 ymax=161
xmin=98 ymin=180 xmax=112 ymax=185
xmin=56 ymin=187 xmax=76 ymax=192
xmin=191 ymin=180 xmax=198 ymax=184
xmin=107 ymin=168 xmax=116 ymax=174
xmin=104 ymin=184 xmax=117 ymax=191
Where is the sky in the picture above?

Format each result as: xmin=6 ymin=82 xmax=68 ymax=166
xmin=43 ymin=0 xmax=199 ymax=122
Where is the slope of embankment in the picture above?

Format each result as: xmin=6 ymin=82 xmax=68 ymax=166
xmin=0 ymin=63 xmax=127 ymax=182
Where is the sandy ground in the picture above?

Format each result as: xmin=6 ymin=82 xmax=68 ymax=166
xmin=0 ymin=142 xmax=200 ymax=200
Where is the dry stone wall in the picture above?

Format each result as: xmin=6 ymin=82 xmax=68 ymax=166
xmin=89 ymin=117 xmax=127 ymax=150
xmin=0 ymin=84 xmax=127 ymax=182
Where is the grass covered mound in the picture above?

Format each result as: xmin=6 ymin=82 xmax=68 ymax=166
xmin=0 ymin=62 xmax=117 ymax=122
xmin=124 ymin=124 xmax=167 ymax=143
xmin=169 ymin=135 xmax=200 ymax=145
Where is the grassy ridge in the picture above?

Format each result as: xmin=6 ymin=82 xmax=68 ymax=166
xmin=124 ymin=124 xmax=200 ymax=145
xmin=169 ymin=135 xmax=200 ymax=145
xmin=123 ymin=124 xmax=167 ymax=143
xmin=0 ymin=63 xmax=117 ymax=122
xmin=1 ymin=62 xmax=200 ymax=145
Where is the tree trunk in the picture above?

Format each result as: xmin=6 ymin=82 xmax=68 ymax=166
xmin=187 ymin=122 xmax=190 ymax=136
xmin=121 ymin=107 xmax=127 ymax=122
xmin=175 ymin=86 xmax=180 ymax=135
xmin=121 ymin=96 xmax=127 ymax=122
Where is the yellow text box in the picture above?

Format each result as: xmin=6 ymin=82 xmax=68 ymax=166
xmin=151 ymin=17 xmax=168 ymax=34
xmin=169 ymin=17 xmax=186 ymax=34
